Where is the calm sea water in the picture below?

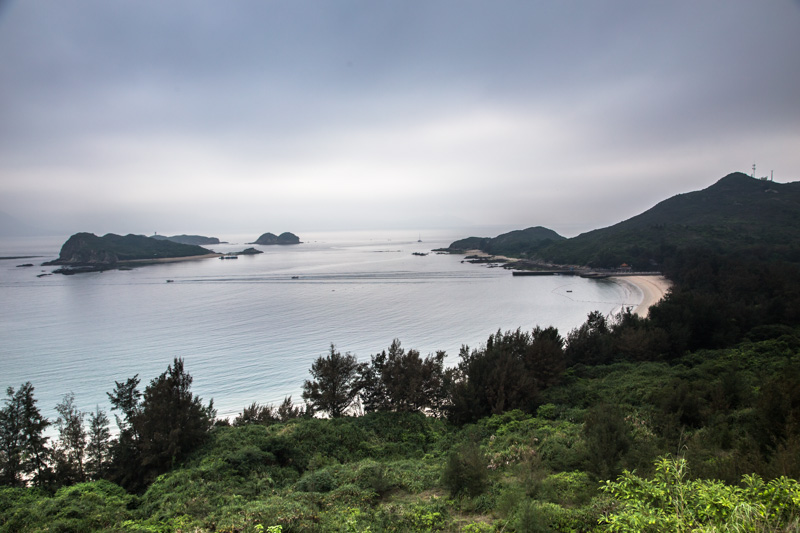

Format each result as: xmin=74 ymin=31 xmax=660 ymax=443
xmin=0 ymin=230 xmax=639 ymax=424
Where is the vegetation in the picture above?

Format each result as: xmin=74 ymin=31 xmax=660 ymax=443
xmin=449 ymin=173 xmax=800 ymax=270
xmin=3 ymin=172 xmax=800 ymax=530
xmin=442 ymin=226 xmax=565 ymax=257
xmin=3 ymin=308 xmax=800 ymax=530
xmin=537 ymin=173 xmax=800 ymax=269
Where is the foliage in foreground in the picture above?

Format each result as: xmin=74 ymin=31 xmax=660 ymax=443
xmin=602 ymin=456 xmax=800 ymax=532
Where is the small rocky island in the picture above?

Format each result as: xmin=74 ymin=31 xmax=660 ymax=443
xmin=45 ymin=232 xmax=218 ymax=274
xmin=248 ymin=232 xmax=301 ymax=245
xmin=150 ymin=234 xmax=223 ymax=245
xmin=223 ymin=248 xmax=263 ymax=257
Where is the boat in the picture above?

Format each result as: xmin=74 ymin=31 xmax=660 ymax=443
xmin=166 ymin=279 xmax=174 ymax=283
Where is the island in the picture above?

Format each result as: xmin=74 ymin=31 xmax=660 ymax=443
xmin=220 ymin=248 xmax=264 ymax=259
xmin=44 ymin=232 xmax=220 ymax=274
xmin=150 ymin=234 xmax=223 ymax=245
xmin=248 ymin=232 xmax=301 ymax=245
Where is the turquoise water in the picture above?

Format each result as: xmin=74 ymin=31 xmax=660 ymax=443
xmin=0 ymin=230 xmax=637 ymax=423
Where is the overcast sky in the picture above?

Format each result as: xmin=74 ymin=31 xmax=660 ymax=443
xmin=1 ymin=1 xmax=798 ymax=238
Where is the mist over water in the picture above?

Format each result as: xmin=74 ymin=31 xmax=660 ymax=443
xmin=0 ymin=230 xmax=637 ymax=424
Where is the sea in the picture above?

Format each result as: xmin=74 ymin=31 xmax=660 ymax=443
xmin=0 ymin=229 xmax=640 ymax=425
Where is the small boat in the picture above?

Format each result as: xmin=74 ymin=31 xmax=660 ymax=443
xmin=291 ymin=276 xmax=299 ymax=279
xmin=166 ymin=279 xmax=174 ymax=283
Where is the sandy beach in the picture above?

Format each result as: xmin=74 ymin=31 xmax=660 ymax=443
xmin=463 ymin=249 xmax=519 ymax=262
xmin=610 ymin=275 xmax=672 ymax=317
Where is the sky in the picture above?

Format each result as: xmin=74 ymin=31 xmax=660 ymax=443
xmin=1 ymin=1 xmax=799 ymax=238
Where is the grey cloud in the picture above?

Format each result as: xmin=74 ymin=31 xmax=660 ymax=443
xmin=0 ymin=1 xmax=798 ymax=236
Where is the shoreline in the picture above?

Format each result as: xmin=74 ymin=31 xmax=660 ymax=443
xmin=458 ymin=249 xmax=672 ymax=318
xmin=609 ymin=275 xmax=672 ymax=318
xmin=119 ymin=253 xmax=223 ymax=264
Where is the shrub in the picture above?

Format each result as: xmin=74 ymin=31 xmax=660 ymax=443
xmin=441 ymin=442 xmax=489 ymax=498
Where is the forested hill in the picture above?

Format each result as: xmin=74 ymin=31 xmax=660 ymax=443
xmin=444 ymin=226 xmax=566 ymax=256
xmin=447 ymin=172 xmax=800 ymax=269
xmin=47 ymin=232 xmax=214 ymax=265
xmin=538 ymin=172 xmax=800 ymax=268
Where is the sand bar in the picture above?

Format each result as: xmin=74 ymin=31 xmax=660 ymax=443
xmin=610 ymin=275 xmax=672 ymax=317
xmin=120 ymin=253 xmax=222 ymax=264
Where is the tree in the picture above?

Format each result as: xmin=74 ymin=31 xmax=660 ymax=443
xmin=233 ymin=402 xmax=278 ymax=426
xmin=361 ymin=340 xmax=449 ymax=414
xmin=107 ymin=375 xmax=142 ymax=434
xmin=234 ymin=397 xmax=305 ymax=426
xmin=107 ymin=359 xmax=215 ymax=491
xmin=107 ymin=376 xmax=143 ymax=490
xmin=86 ymin=405 xmax=111 ymax=480
xmin=525 ymin=326 xmax=565 ymax=389
xmin=583 ymin=404 xmax=631 ymax=480
xmin=136 ymin=358 xmax=215 ymax=485
xmin=302 ymin=345 xmax=363 ymax=417
xmin=0 ymin=383 xmax=51 ymax=487
xmin=53 ymin=392 xmax=87 ymax=484
xmin=276 ymin=396 xmax=305 ymax=421
xmin=0 ymin=386 xmax=24 ymax=486
xmin=565 ymin=311 xmax=612 ymax=366
xmin=447 ymin=330 xmax=539 ymax=424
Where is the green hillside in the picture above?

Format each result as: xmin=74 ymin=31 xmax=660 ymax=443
xmin=446 ymin=226 xmax=566 ymax=257
xmin=539 ymin=172 xmax=800 ymax=268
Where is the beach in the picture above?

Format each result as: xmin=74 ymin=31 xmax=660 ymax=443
xmin=610 ymin=275 xmax=672 ymax=317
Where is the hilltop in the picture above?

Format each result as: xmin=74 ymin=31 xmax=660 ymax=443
xmin=540 ymin=172 xmax=800 ymax=268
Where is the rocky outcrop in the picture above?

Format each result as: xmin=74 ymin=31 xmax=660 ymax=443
xmin=249 ymin=232 xmax=301 ymax=245
xmin=235 ymin=248 xmax=263 ymax=255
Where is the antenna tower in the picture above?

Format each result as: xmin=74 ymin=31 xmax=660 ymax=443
xmin=752 ymin=163 xmax=756 ymax=178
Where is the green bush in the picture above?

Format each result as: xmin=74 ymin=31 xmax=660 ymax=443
xmin=296 ymin=467 xmax=337 ymax=493
xmin=602 ymin=455 xmax=800 ymax=532
xmin=442 ymin=442 xmax=489 ymax=498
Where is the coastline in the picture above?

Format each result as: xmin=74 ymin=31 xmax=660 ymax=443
xmin=119 ymin=253 xmax=223 ymax=264
xmin=609 ymin=275 xmax=672 ymax=318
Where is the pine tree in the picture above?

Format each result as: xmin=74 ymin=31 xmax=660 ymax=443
xmin=302 ymin=345 xmax=364 ymax=417
xmin=0 ymin=383 xmax=51 ymax=487
xmin=54 ymin=392 xmax=87 ymax=484
xmin=86 ymin=405 xmax=111 ymax=480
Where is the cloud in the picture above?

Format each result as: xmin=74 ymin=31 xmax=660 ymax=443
xmin=0 ymin=1 xmax=798 ymax=237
